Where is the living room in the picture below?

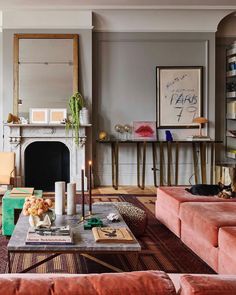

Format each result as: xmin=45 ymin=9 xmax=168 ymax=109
xmin=0 ymin=0 xmax=236 ymax=294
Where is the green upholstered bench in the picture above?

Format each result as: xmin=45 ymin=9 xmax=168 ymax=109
xmin=2 ymin=190 xmax=43 ymax=236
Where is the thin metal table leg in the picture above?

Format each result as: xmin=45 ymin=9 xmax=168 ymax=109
xmin=200 ymin=142 xmax=207 ymax=184
xmin=142 ymin=142 xmax=146 ymax=189
xmin=137 ymin=142 xmax=140 ymax=188
xmin=111 ymin=143 xmax=115 ymax=189
xmin=192 ymin=142 xmax=199 ymax=184
xmin=8 ymin=251 xmax=11 ymax=273
xmin=160 ymin=142 xmax=164 ymax=186
xmin=152 ymin=142 xmax=157 ymax=187
xmin=175 ymin=142 xmax=179 ymax=186
xmin=210 ymin=142 xmax=215 ymax=184
xmin=114 ymin=142 xmax=119 ymax=190
xmin=167 ymin=142 xmax=172 ymax=186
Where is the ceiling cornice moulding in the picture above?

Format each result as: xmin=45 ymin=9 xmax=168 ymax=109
xmin=0 ymin=10 xmax=93 ymax=29
xmin=93 ymin=9 xmax=234 ymax=33
xmin=0 ymin=5 xmax=236 ymax=11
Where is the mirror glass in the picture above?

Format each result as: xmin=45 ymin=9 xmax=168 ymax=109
xmin=16 ymin=37 xmax=76 ymax=118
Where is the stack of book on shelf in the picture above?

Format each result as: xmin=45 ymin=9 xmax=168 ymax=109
xmin=10 ymin=187 xmax=34 ymax=197
xmin=92 ymin=227 xmax=134 ymax=243
xmin=26 ymin=225 xmax=73 ymax=245
xmin=186 ymin=135 xmax=211 ymax=141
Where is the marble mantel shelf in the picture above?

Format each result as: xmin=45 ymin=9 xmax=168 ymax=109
xmin=4 ymin=123 xmax=92 ymax=127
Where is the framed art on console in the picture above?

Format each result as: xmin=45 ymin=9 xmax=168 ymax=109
xmin=156 ymin=66 xmax=203 ymax=128
xmin=133 ymin=121 xmax=157 ymax=140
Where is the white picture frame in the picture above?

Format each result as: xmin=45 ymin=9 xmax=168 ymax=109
xmin=30 ymin=108 xmax=49 ymax=124
xmin=49 ymin=108 xmax=67 ymax=124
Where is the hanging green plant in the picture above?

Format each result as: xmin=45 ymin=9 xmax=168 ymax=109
xmin=66 ymin=92 xmax=85 ymax=145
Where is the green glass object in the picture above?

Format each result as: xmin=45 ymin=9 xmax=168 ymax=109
xmin=2 ymin=190 xmax=43 ymax=236
xmin=84 ymin=217 xmax=103 ymax=230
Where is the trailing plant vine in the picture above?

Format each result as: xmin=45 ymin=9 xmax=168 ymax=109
xmin=66 ymin=92 xmax=84 ymax=145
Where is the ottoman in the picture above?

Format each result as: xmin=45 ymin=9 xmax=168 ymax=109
xmin=114 ymin=202 xmax=147 ymax=237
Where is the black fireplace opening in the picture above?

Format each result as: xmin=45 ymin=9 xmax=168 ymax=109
xmin=25 ymin=142 xmax=70 ymax=191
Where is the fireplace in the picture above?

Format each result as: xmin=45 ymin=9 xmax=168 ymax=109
xmin=25 ymin=142 xmax=70 ymax=191
xmin=4 ymin=124 xmax=90 ymax=190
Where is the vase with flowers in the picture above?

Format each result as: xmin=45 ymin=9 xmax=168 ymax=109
xmin=23 ymin=196 xmax=54 ymax=228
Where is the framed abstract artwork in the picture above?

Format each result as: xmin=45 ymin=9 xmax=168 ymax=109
xmin=156 ymin=66 xmax=203 ymax=128
xmin=49 ymin=109 xmax=67 ymax=124
xmin=133 ymin=121 xmax=157 ymax=140
xmin=30 ymin=108 xmax=48 ymax=124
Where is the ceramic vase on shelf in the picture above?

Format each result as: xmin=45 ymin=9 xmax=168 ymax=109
xmin=79 ymin=107 xmax=90 ymax=125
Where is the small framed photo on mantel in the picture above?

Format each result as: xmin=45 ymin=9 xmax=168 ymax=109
xmin=156 ymin=66 xmax=203 ymax=128
xmin=49 ymin=109 xmax=67 ymax=124
xmin=30 ymin=108 xmax=49 ymax=124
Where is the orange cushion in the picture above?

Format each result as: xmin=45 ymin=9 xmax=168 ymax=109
xmin=0 ymin=271 xmax=176 ymax=295
xmin=0 ymin=175 xmax=11 ymax=185
xmin=179 ymin=274 xmax=236 ymax=295
xmin=0 ymin=152 xmax=15 ymax=176
xmin=179 ymin=202 xmax=236 ymax=247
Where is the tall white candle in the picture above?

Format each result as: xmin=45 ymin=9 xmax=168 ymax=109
xmin=67 ymin=182 xmax=76 ymax=215
xmin=55 ymin=181 xmax=65 ymax=215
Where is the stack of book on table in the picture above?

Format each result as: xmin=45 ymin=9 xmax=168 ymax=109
xmin=26 ymin=225 xmax=73 ymax=245
xmin=10 ymin=187 xmax=34 ymax=197
xmin=92 ymin=227 xmax=134 ymax=243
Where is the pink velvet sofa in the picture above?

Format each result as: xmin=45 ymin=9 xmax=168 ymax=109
xmin=1 ymin=271 xmax=236 ymax=295
xmin=155 ymin=187 xmax=236 ymax=237
xmin=155 ymin=187 xmax=236 ymax=274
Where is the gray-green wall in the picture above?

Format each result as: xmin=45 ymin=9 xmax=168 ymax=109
xmin=93 ymin=32 xmax=216 ymax=185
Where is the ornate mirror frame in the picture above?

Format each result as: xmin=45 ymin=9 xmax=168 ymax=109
xmin=13 ymin=33 xmax=79 ymax=115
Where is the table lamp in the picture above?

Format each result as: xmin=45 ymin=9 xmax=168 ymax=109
xmin=192 ymin=117 xmax=208 ymax=137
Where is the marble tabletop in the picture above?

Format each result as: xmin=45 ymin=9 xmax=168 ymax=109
xmin=7 ymin=203 xmax=141 ymax=253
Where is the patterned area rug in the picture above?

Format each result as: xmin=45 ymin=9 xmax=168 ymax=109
xmin=0 ymin=194 xmax=215 ymax=274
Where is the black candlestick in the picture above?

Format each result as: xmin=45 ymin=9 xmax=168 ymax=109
xmin=81 ymin=168 xmax=85 ymax=220
xmin=89 ymin=161 xmax=92 ymax=214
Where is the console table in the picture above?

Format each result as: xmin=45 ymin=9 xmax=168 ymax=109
xmin=98 ymin=140 xmax=222 ymax=190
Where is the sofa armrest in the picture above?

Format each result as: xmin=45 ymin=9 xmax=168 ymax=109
xmin=179 ymin=274 xmax=236 ymax=295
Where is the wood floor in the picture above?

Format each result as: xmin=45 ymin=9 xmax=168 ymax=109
xmin=92 ymin=186 xmax=156 ymax=195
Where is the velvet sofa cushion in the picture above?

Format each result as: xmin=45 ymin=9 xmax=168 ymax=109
xmin=0 ymin=271 xmax=177 ymax=295
xmin=179 ymin=274 xmax=236 ymax=295
xmin=157 ymin=187 xmax=236 ymax=216
xmin=179 ymin=202 xmax=236 ymax=247
xmin=219 ymin=227 xmax=236 ymax=257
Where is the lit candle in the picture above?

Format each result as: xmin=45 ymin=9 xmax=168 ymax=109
xmin=81 ymin=167 xmax=85 ymax=220
xmin=88 ymin=161 xmax=92 ymax=214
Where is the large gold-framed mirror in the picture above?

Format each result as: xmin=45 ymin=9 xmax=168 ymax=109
xmin=13 ymin=34 xmax=78 ymax=117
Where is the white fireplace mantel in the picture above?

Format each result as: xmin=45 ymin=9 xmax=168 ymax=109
xmin=4 ymin=123 xmax=91 ymax=191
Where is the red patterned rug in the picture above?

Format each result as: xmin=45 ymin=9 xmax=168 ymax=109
xmin=0 ymin=194 xmax=215 ymax=274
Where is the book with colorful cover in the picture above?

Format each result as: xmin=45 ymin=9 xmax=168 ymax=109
xmin=92 ymin=227 xmax=134 ymax=243
xmin=25 ymin=225 xmax=73 ymax=245
xmin=10 ymin=187 xmax=34 ymax=197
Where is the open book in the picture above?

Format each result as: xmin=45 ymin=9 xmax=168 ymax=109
xmin=92 ymin=227 xmax=134 ymax=243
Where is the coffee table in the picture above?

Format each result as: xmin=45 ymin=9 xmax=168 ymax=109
xmin=7 ymin=203 xmax=141 ymax=273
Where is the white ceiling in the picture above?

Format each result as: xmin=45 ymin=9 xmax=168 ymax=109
xmin=0 ymin=0 xmax=236 ymax=9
